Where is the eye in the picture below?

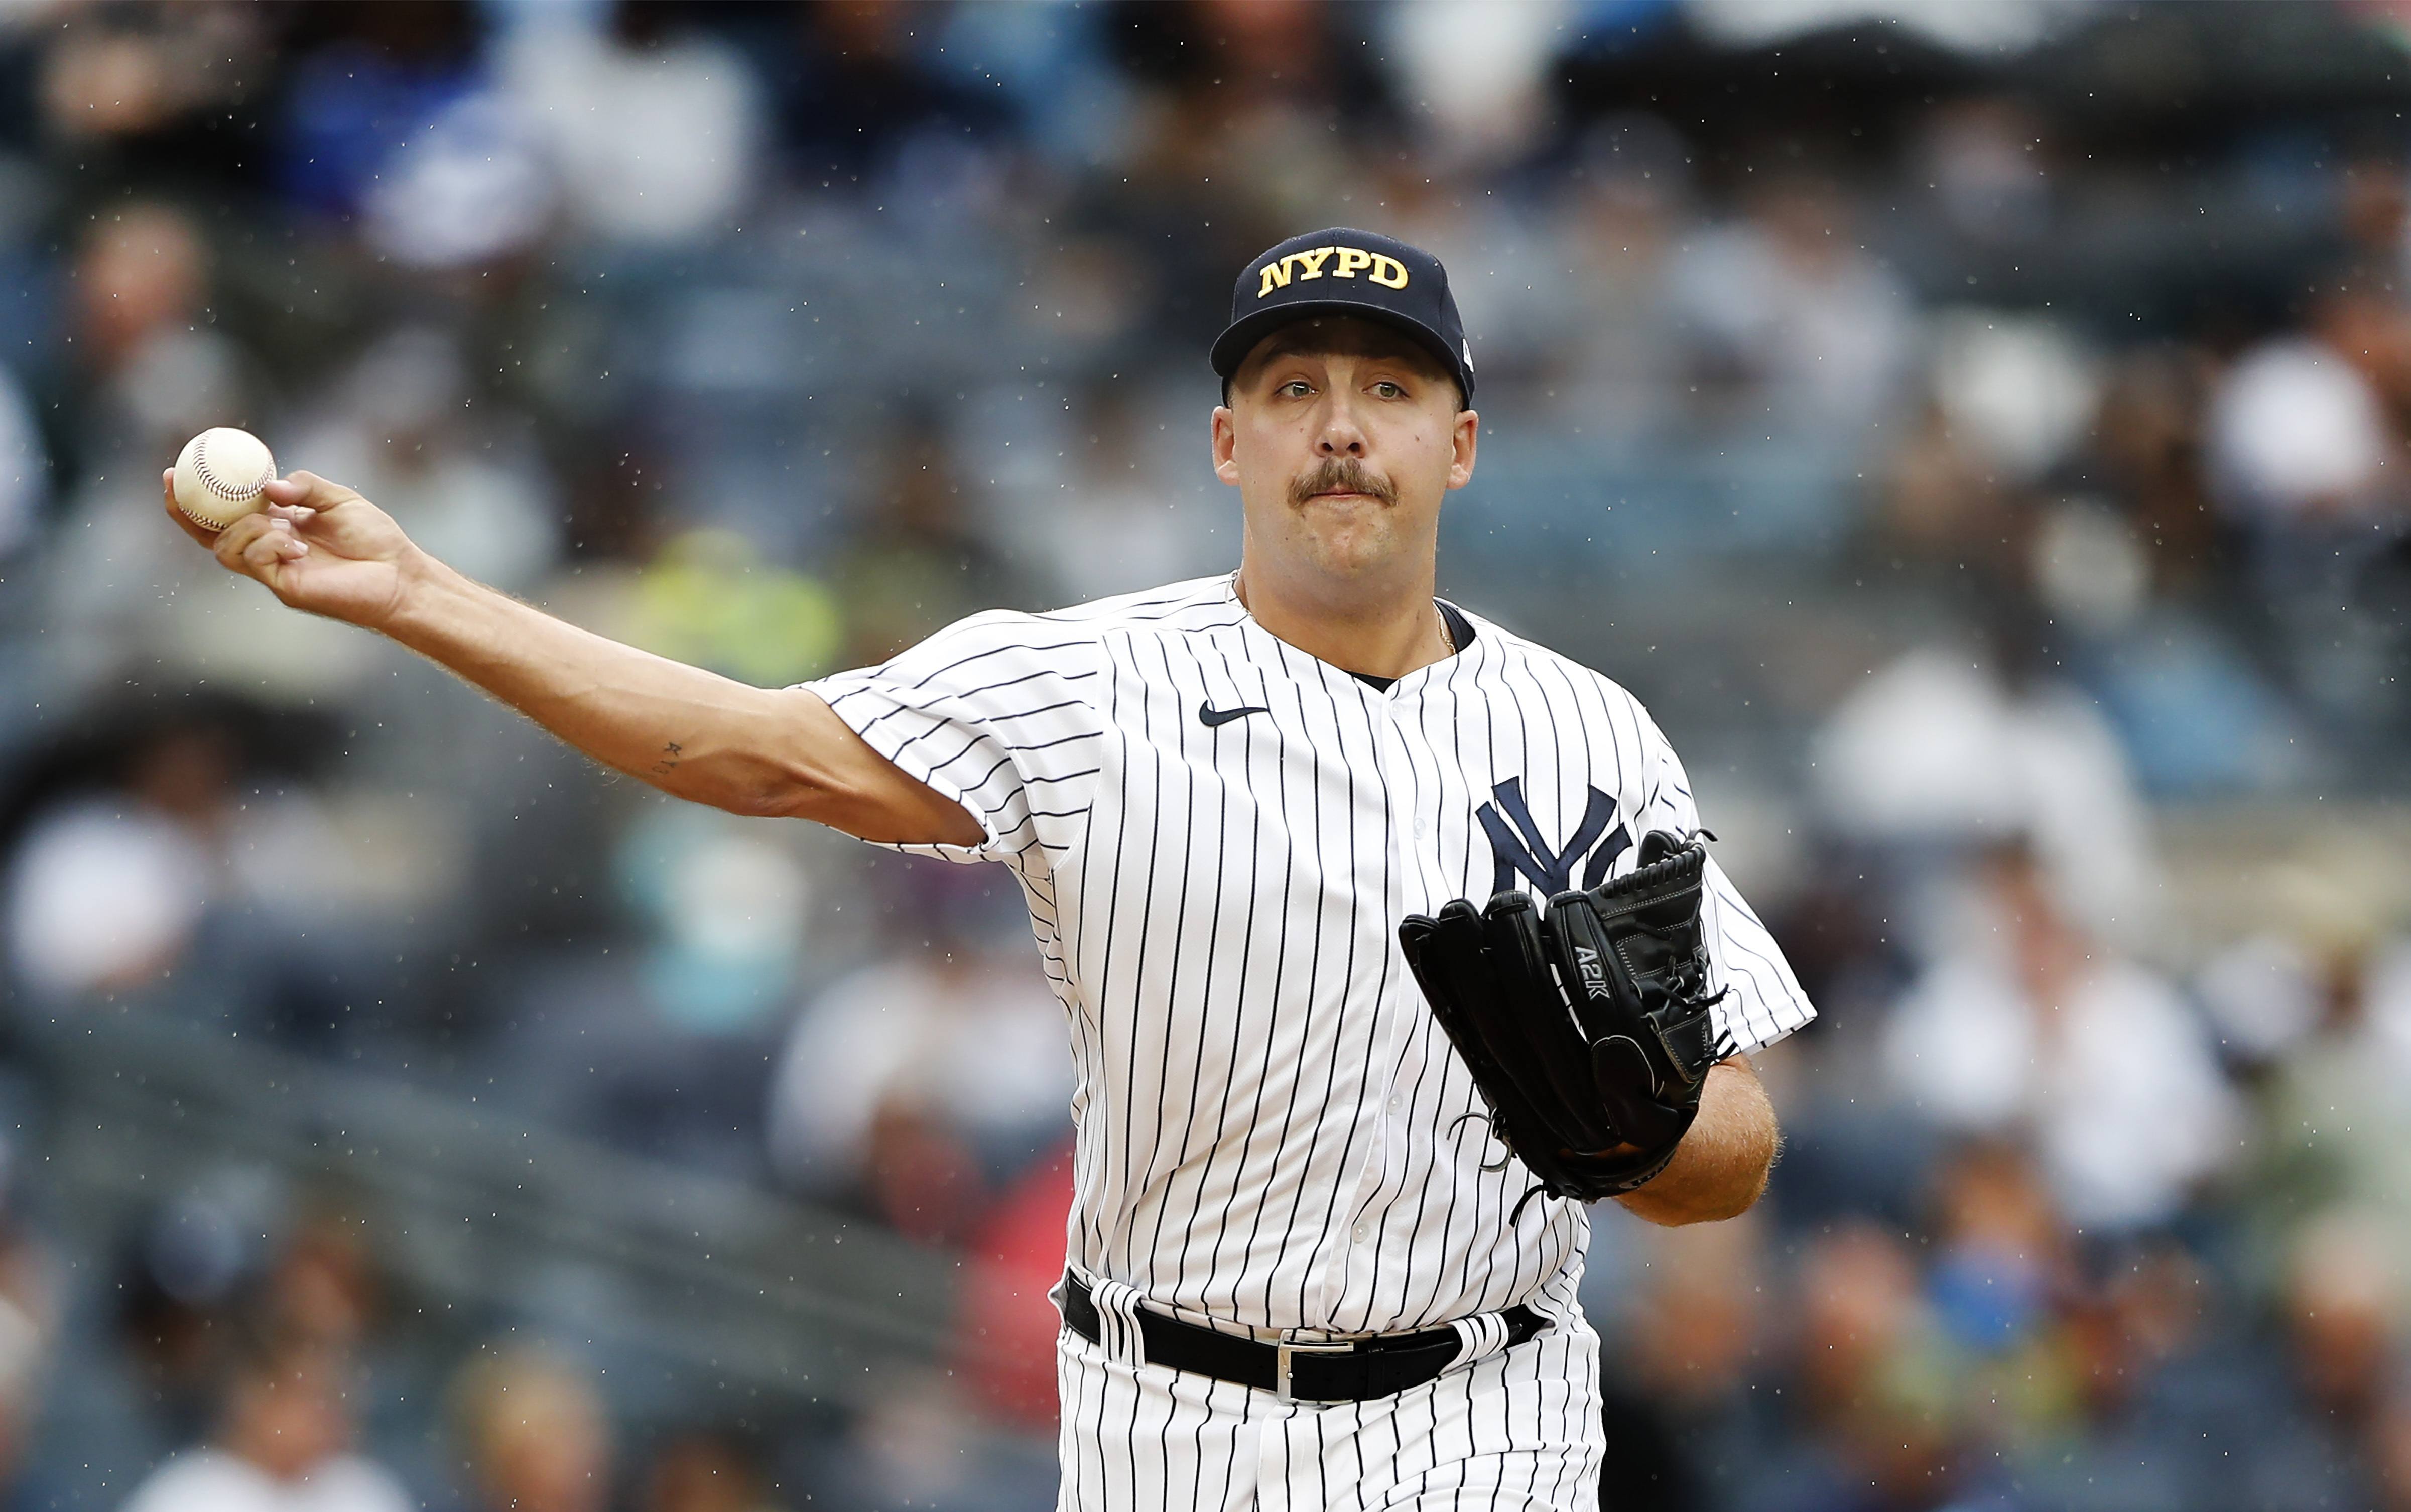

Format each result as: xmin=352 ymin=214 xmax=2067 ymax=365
xmin=1373 ymin=381 xmax=1405 ymax=399
xmin=1279 ymin=380 xmax=1313 ymax=398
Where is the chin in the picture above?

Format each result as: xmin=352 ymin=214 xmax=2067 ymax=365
xmin=1297 ymin=525 xmax=1399 ymax=580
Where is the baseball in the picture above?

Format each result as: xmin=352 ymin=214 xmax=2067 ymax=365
xmin=172 ymin=427 xmax=278 ymax=530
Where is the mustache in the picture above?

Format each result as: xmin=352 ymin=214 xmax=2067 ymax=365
xmin=1289 ymin=458 xmax=1397 ymax=507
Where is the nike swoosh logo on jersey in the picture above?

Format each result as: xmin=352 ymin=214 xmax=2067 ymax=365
xmin=1198 ymin=700 xmax=1272 ymax=728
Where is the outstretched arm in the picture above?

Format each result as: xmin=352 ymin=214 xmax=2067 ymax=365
xmin=167 ymin=470 xmax=983 ymax=847
xmin=1612 ymin=1057 xmax=1778 ymax=1226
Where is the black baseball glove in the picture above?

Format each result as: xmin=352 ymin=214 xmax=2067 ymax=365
xmin=1398 ymin=831 xmax=1731 ymax=1216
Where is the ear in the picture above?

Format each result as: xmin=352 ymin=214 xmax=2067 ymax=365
xmin=1211 ymin=405 xmax=1240 ymax=486
xmin=1447 ymin=408 xmax=1479 ymax=491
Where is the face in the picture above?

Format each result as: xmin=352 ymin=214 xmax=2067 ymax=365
xmin=1212 ymin=317 xmax=1477 ymax=594
xmin=223 ymin=1351 xmax=350 ymax=1481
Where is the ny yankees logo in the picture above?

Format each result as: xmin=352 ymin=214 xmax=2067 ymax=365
xmin=1476 ymin=777 xmax=1630 ymax=896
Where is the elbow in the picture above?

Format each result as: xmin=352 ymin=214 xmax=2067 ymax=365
xmin=740 ymin=764 xmax=843 ymax=821
xmin=1682 ymin=1162 xmax=1773 ymax=1225
xmin=1636 ymin=1169 xmax=1768 ymax=1228
xmin=667 ymin=752 xmax=834 ymax=821
xmin=1620 ymin=1121 xmax=1782 ymax=1227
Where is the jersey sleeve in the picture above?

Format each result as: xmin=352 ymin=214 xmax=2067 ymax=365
xmin=1630 ymin=714 xmax=1817 ymax=1056
xmin=802 ymin=610 xmax=1107 ymax=869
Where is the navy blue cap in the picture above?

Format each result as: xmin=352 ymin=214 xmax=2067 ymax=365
xmin=1210 ymin=228 xmax=1474 ymax=405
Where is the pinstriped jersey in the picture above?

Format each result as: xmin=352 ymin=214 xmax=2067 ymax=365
xmin=806 ymin=573 xmax=1814 ymax=1337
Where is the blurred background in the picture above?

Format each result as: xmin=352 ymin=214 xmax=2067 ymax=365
xmin=0 ymin=0 xmax=2409 ymax=1508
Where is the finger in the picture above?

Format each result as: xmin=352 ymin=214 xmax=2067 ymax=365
xmin=242 ymin=528 xmax=307 ymax=571
xmin=263 ymin=470 xmax=361 ymax=512
xmin=162 ymin=471 xmax=225 ymax=549
xmin=211 ymin=513 xmax=281 ymax=573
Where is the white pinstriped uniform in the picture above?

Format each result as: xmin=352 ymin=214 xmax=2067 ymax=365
xmin=807 ymin=573 xmax=1814 ymax=1510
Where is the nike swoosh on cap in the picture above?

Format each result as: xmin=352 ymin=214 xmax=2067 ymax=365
xmin=1198 ymin=700 xmax=1272 ymax=728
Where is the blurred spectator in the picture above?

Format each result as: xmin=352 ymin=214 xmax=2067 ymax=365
xmin=2212 ymin=1208 xmax=2411 ymax=1512
xmin=36 ymin=3 xmax=276 ymax=196
xmin=2208 ymin=280 xmax=2411 ymax=738
xmin=768 ymin=870 xmax=1070 ymax=1245
xmin=1664 ymin=176 xmax=1913 ymax=444
xmin=1597 ymin=1210 xmax=1773 ymax=1512
xmin=2248 ymin=884 xmax=2411 ymax=1268
xmin=1809 ymin=640 xmax=2164 ymax=942
xmin=446 ymin=1346 xmax=612 ymax=1512
xmin=2 ymin=704 xmax=392 ymax=1018
xmin=615 ymin=800 xmax=819 ymax=1033
xmin=829 ymin=428 xmax=1029 ymax=668
xmin=1921 ymin=1141 xmax=2082 ymax=1450
xmin=811 ymin=1366 xmax=1056 ymax=1512
xmin=1878 ymin=312 xmax=2102 ymax=581
xmin=772 ymin=2 xmax=1011 ymax=187
xmin=278 ymin=0 xmax=485 ymax=200
xmin=638 ymin=1430 xmax=779 ymax=1512
xmin=1880 ymin=844 xmax=2240 ymax=1233
xmin=1385 ymin=0 xmax=1566 ymax=170
xmin=118 ymin=1331 xmax=411 ymax=1512
xmin=1913 ymin=95 xmax=2053 ymax=246
xmin=2209 ymin=284 xmax=2411 ymax=536
xmin=503 ymin=3 xmax=765 ymax=251
xmin=953 ymin=1139 xmax=1074 ymax=1433
xmin=1541 ymin=113 xmax=1694 ymax=436
xmin=1746 ymin=1222 xmax=1972 ymax=1512
xmin=59 ymin=201 xmax=237 ymax=452
xmin=1928 ymin=309 xmax=2101 ymax=485
xmin=2083 ymin=343 xmax=2224 ymax=598
xmin=5 ymin=778 xmax=208 ymax=999
xmin=2285 ymin=1210 xmax=2401 ymax=1437
xmin=262 ymin=1210 xmax=380 ymax=1359
xmin=617 ymin=532 xmax=841 ymax=691
xmin=1007 ymin=381 xmax=1223 ymax=605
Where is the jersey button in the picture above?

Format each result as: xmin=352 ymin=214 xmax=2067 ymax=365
xmin=1352 ymin=1223 xmax=1370 ymax=1244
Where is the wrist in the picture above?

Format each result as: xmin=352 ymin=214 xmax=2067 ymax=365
xmin=378 ymin=545 xmax=471 ymax=644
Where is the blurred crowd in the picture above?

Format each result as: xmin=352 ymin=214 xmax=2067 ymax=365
xmin=1 ymin=1 xmax=2410 ymax=1509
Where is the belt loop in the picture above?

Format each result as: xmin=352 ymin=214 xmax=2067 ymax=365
xmin=1087 ymin=1274 xmax=1149 ymax=1368
xmin=1445 ymin=1310 xmax=1511 ymax=1371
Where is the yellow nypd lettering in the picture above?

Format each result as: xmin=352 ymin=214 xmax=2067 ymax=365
xmin=1255 ymin=245 xmax=1412 ymax=299
xmin=1288 ymin=247 xmax=1338 ymax=280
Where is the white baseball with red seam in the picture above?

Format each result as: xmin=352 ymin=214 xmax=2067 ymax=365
xmin=172 ymin=427 xmax=278 ymax=529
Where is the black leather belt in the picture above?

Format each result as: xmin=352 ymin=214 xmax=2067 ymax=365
xmin=1060 ymin=1272 xmax=1547 ymax=1403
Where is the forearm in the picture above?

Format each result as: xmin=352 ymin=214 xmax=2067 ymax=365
xmin=383 ymin=552 xmax=827 ymax=813
xmin=1613 ymin=1058 xmax=1777 ymax=1226
xmin=375 ymin=549 xmax=986 ymax=844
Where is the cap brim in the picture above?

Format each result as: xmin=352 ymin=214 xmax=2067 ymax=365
xmin=1210 ymin=300 xmax=1469 ymax=400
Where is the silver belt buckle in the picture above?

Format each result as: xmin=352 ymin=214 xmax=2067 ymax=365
xmin=1274 ymin=1338 xmax=1357 ymax=1402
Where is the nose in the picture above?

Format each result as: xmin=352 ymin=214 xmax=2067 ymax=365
xmin=1317 ymin=393 xmax=1368 ymax=457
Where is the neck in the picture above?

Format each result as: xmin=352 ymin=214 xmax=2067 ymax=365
xmin=1233 ymin=553 xmax=1449 ymax=680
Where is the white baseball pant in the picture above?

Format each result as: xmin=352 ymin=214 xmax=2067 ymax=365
xmin=1054 ymin=1293 xmax=1604 ymax=1511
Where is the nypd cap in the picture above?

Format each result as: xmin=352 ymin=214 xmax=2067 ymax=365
xmin=1210 ymin=227 xmax=1475 ymax=405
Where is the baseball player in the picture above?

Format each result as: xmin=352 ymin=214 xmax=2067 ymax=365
xmin=169 ymin=228 xmax=1813 ymax=1510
